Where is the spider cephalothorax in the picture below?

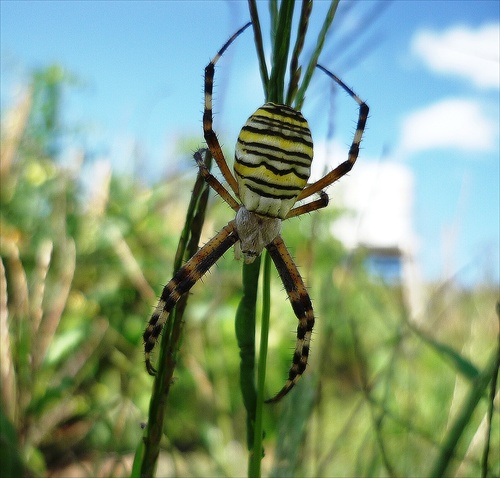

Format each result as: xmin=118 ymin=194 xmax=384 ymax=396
xmin=143 ymin=22 xmax=368 ymax=402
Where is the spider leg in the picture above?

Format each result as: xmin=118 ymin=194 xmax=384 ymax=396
xmin=144 ymin=221 xmax=239 ymax=375
xmin=297 ymin=65 xmax=369 ymax=201
xmin=265 ymin=235 xmax=315 ymax=403
xmin=285 ymin=190 xmax=329 ymax=219
xmin=194 ymin=149 xmax=240 ymax=212
xmin=203 ymin=22 xmax=252 ymax=198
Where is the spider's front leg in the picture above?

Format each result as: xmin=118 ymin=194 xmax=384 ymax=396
xmin=203 ymin=22 xmax=252 ymax=197
xmin=143 ymin=221 xmax=239 ymax=374
xmin=265 ymin=235 xmax=315 ymax=403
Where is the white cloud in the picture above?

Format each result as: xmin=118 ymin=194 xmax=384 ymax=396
xmin=398 ymin=98 xmax=497 ymax=155
xmin=411 ymin=23 xmax=500 ymax=88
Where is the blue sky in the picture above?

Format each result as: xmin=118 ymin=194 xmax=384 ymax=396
xmin=1 ymin=1 xmax=499 ymax=287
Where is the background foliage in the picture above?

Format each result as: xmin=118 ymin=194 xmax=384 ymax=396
xmin=1 ymin=9 xmax=498 ymax=478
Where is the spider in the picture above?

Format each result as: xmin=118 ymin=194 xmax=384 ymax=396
xmin=143 ymin=22 xmax=368 ymax=403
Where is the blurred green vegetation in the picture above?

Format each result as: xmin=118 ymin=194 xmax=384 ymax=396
xmin=1 ymin=61 xmax=498 ymax=478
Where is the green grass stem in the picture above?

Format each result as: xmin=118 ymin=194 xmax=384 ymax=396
xmin=268 ymin=0 xmax=295 ymax=104
xmin=248 ymin=0 xmax=269 ymax=97
xmin=428 ymin=346 xmax=499 ymax=478
xmin=140 ymin=150 xmax=213 ymax=477
xmin=249 ymin=251 xmax=272 ymax=477
xmin=235 ymin=257 xmax=261 ymax=451
xmin=285 ymin=0 xmax=312 ymax=105
xmin=295 ymin=0 xmax=339 ymax=110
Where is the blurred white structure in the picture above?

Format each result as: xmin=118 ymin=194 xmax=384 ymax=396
xmin=326 ymin=160 xmax=422 ymax=316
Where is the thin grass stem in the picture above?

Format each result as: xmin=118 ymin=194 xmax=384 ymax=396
xmin=236 ymin=257 xmax=261 ymax=451
xmin=285 ymin=0 xmax=312 ymax=105
xmin=428 ymin=348 xmax=499 ymax=478
xmin=249 ymin=251 xmax=272 ymax=478
xmin=140 ymin=150 xmax=213 ymax=477
xmin=248 ymin=0 xmax=269 ymax=98
xmin=269 ymin=0 xmax=278 ymax=49
xmin=268 ymin=0 xmax=295 ymax=103
xmin=295 ymin=0 xmax=339 ymax=110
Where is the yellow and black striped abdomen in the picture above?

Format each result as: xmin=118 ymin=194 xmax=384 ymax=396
xmin=234 ymin=102 xmax=313 ymax=219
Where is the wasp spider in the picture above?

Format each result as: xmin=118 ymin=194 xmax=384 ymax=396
xmin=143 ymin=22 xmax=369 ymax=402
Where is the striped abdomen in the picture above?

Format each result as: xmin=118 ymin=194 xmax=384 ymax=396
xmin=234 ymin=102 xmax=313 ymax=219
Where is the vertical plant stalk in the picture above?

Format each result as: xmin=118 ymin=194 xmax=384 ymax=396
xmin=268 ymin=0 xmax=295 ymax=104
xmin=248 ymin=0 xmax=269 ymax=98
xmin=269 ymin=0 xmax=278 ymax=47
xmin=235 ymin=256 xmax=260 ymax=458
xmin=285 ymin=0 xmax=313 ymax=105
xmin=249 ymin=251 xmax=272 ymax=477
xmin=295 ymin=0 xmax=339 ymax=110
xmin=140 ymin=150 xmax=213 ymax=477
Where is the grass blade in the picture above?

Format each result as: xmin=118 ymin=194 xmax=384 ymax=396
xmin=408 ymin=321 xmax=480 ymax=380
xmin=285 ymin=0 xmax=312 ymax=105
xmin=295 ymin=0 xmax=340 ymax=110
xmin=268 ymin=0 xmax=295 ymax=103
xmin=428 ymin=348 xmax=499 ymax=478
xmin=481 ymin=302 xmax=499 ymax=478
xmin=248 ymin=0 xmax=269 ymax=97
xmin=249 ymin=251 xmax=272 ymax=477
xmin=140 ymin=150 xmax=213 ymax=477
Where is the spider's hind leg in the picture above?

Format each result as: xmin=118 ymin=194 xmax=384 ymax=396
xmin=265 ymin=235 xmax=315 ymax=403
xmin=285 ymin=190 xmax=329 ymax=219
xmin=143 ymin=221 xmax=239 ymax=375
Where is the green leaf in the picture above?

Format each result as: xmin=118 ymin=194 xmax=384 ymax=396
xmin=428 ymin=349 xmax=498 ymax=478
xmin=411 ymin=324 xmax=480 ymax=380
xmin=0 ymin=408 xmax=25 ymax=477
